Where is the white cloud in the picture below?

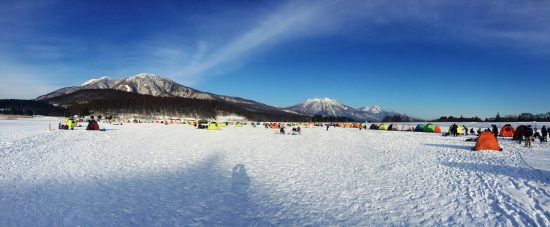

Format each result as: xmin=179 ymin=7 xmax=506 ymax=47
xmin=172 ymin=0 xmax=550 ymax=81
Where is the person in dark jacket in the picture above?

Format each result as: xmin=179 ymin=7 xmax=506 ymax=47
xmin=463 ymin=125 xmax=469 ymax=135
xmin=450 ymin=124 xmax=458 ymax=137
xmin=470 ymin=128 xmax=475 ymax=135
xmin=492 ymin=124 xmax=499 ymax=138
xmin=524 ymin=126 xmax=534 ymax=148
xmin=542 ymin=126 xmax=548 ymax=142
xmin=477 ymin=128 xmax=482 ymax=135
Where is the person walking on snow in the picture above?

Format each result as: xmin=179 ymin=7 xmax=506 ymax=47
xmin=326 ymin=124 xmax=330 ymax=131
xmin=542 ymin=126 xmax=548 ymax=142
xmin=523 ymin=125 xmax=534 ymax=148
xmin=492 ymin=124 xmax=499 ymax=139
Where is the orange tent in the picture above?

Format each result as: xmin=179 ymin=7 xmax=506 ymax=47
xmin=343 ymin=123 xmax=352 ymax=128
xmin=499 ymin=124 xmax=514 ymax=137
xmin=306 ymin=123 xmax=315 ymax=128
xmin=271 ymin=123 xmax=279 ymax=129
xmin=473 ymin=132 xmax=502 ymax=151
xmin=435 ymin=126 xmax=442 ymax=133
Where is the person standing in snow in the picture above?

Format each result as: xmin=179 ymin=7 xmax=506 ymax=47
xmin=492 ymin=124 xmax=499 ymax=139
xmin=450 ymin=124 xmax=458 ymax=137
xmin=542 ymin=126 xmax=548 ymax=142
xmin=469 ymin=128 xmax=474 ymax=135
xmin=326 ymin=124 xmax=330 ymax=131
xmin=477 ymin=128 xmax=482 ymax=135
xmin=523 ymin=126 xmax=534 ymax=148
xmin=463 ymin=125 xmax=469 ymax=135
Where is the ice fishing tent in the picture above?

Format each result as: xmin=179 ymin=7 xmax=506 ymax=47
xmin=235 ymin=122 xmax=242 ymax=127
xmin=401 ymin=124 xmax=413 ymax=131
xmin=218 ymin=122 xmax=227 ymax=127
xmin=271 ymin=123 xmax=279 ymax=129
xmin=207 ymin=122 xmax=220 ymax=130
xmin=513 ymin=125 xmax=526 ymax=140
xmin=369 ymin=124 xmax=379 ymax=130
xmin=499 ymin=124 xmax=515 ymax=137
xmin=415 ymin=124 xmax=425 ymax=132
xmin=388 ymin=124 xmax=399 ymax=131
xmin=473 ymin=131 xmax=502 ymax=151
xmin=306 ymin=123 xmax=315 ymax=128
xmin=378 ymin=123 xmax=389 ymax=130
xmin=424 ymin=124 xmax=436 ymax=132
xmin=434 ymin=126 xmax=442 ymax=133
xmin=343 ymin=123 xmax=352 ymax=128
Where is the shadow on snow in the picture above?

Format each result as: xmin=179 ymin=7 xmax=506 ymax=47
xmin=0 ymin=153 xmax=309 ymax=226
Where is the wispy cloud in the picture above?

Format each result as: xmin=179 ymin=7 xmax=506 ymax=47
xmin=173 ymin=0 xmax=550 ymax=81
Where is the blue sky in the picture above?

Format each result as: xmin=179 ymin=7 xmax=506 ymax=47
xmin=0 ymin=0 xmax=549 ymax=119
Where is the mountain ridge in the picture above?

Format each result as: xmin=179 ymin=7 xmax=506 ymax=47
xmin=286 ymin=98 xmax=410 ymax=122
xmin=36 ymin=73 xmax=414 ymax=121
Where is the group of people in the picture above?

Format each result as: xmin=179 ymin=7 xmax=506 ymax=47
xmin=520 ymin=125 xmax=547 ymax=148
xmin=58 ymin=116 xmax=100 ymax=131
xmin=280 ymin=126 xmax=302 ymax=135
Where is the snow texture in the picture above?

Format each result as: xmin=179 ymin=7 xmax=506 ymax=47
xmin=1 ymin=118 xmax=549 ymax=226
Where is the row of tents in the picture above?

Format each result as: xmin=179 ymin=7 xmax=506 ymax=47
xmin=369 ymin=123 xmax=444 ymax=133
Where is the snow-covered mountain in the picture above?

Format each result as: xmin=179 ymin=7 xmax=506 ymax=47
xmin=359 ymin=105 xmax=405 ymax=119
xmin=37 ymin=73 xmax=216 ymax=100
xmin=286 ymin=98 xmax=411 ymax=122
xmin=36 ymin=73 xmax=282 ymax=113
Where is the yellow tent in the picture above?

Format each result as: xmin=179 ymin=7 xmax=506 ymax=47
xmin=235 ymin=122 xmax=242 ymax=127
xmin=378 ymin=123 xmax=388 ymax=130
xmin=207 ymin=122 xmax=220 ymax=130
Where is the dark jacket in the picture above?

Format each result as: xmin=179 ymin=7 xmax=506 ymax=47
xmin=524 ymin=127 xmax=534 ymax=137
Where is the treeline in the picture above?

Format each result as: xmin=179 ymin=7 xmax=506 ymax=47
xmin=433 ymin=112 xmax=550 ymax=122
xmin=0 ymin=99 xmax=67 ymax=116
xmin=44 ymin=89 xmax=309 ymax=122
xmin=311 ymin=115 xmax=356 ymax=122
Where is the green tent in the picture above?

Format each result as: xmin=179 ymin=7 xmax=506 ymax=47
xmin=378 ymin=123 xmax=389 ymax=130
xmin=424 ymin=123 xmax=436 ymax=132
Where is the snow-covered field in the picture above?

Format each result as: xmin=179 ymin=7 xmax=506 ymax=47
xmin=1 ymin=118 xmax=549 ymax=226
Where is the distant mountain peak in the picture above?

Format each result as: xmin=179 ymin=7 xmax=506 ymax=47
xmin=81 ymin=76 xmax=111 ymax=86
xmin=359 ymin=105 xmax=382 ymax=114
xmin=286 ymin=99 xmax=413 ymax=122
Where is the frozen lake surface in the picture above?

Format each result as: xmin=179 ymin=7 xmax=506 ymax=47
xmin=1 ymin=117 xmax=549 ymax=225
